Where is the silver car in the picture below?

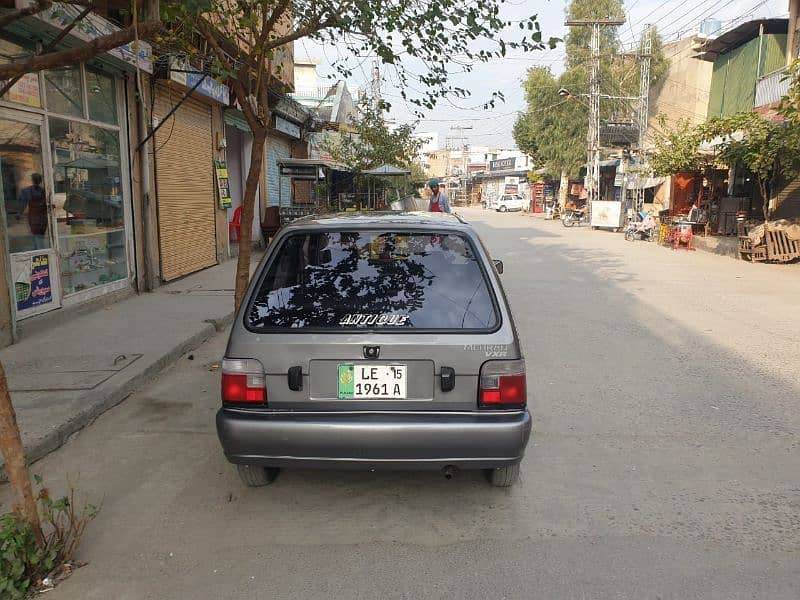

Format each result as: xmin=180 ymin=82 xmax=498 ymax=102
xmin=216 ymin=212 xmax=531 ymax=487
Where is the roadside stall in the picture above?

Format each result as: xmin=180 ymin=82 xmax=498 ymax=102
xmin=276 ymin=158 xmax=349 ymax=224
xmin=361 ymin=164 xmax=412 ymax=210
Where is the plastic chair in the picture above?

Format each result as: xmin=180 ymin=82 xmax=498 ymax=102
xmin=229 ymin=206 xmax=243 ymax=243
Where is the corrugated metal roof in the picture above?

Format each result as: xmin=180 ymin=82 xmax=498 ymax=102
xmin=695 ymin=18 xmax=788 ymax=61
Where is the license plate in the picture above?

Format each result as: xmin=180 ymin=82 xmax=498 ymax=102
xmin=337 ymin=364 xmax=407 ymax=399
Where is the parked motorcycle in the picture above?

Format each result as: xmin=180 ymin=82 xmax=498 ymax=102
xmin=624 ymin=212 xmax=657 ymax=241
xmin=562 ymin=207 xmax=588 ymax=227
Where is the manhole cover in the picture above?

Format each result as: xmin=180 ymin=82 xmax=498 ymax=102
xmin=5 ymin=353 xmax=142 ymax=392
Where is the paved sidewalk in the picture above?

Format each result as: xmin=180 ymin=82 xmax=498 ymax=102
xmin=0 ymin=256 xmax=257 ymax=477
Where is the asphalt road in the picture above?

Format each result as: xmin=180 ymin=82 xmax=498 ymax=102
xmin=7 ymin=208 xmax=800 ymax=599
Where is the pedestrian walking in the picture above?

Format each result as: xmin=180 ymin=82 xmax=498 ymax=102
xmin=427 ymin=178 xmax=451 ymax=213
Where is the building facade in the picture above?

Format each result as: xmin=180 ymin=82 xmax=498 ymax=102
xmin=0 ymin=3 xmax=302 ymax=347
xmin=0 ymin=4 xmax=151 ymax=343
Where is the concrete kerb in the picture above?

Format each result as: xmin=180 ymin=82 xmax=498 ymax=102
xmin=0 ymin=318 xmax=229 ymax=482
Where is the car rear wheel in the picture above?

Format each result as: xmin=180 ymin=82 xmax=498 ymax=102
xmin=237 ymin=464 xmax=280 ymax=487
xmin=486 ymin=463 xmax=520 ymax=487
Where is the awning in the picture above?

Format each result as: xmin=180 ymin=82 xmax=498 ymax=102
xmin=362 ymin=164 xmax=411 ymax=176
xmin=277 ymin=158 xmax=348 ymax=171
xmin=627 ymin=175 xmax=665 ymax=190
xmin=61 ymin=156 xmax=119 ymax=169
xmin=224 ymin=110 xmax=250 ymax=133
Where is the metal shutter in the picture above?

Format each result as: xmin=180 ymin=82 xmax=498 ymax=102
xmin=267 ymin=136 xmax=292 ymax=207
xmin=154 ymin=88 xmax=217 ymax=281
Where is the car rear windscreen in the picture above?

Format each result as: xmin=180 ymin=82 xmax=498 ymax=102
xmin=247 ymin=231 xmax=500 ymax=330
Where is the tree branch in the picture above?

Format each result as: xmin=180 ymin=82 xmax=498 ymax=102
xmin=262 ymin=0 xmax=291 ymax=46
xmin=262 ymin=13 xmax=341 ymax=52
xmin=0 ymin=19 xmax=161 ymax=80
xmin=196 ymin=18 xmax=239 ymax=75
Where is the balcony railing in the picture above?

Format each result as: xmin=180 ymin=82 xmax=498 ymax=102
xmin=290 ymin=85 xmax=337 ymax=102
xmin=755 ymin=68 xmax=790 ymax=108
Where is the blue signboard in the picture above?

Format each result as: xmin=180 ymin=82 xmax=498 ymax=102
xmin=186 ymin=73 xmax=230 ymax=105
xmin=16 ymin=254 xmax=53 ymax=312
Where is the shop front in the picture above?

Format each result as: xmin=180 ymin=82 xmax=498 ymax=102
xmin=267 ymin=97 xmax=308 ymax=209
xmin=1 ymin=41 xmax=133 ymax=322
xmin=224 ymin=109 xmax=262 ymax=256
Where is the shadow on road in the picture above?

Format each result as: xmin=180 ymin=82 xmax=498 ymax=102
xmin=10 ymin=211 xmax=799 ymax=599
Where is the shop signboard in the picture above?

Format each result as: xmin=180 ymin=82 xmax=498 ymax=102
xmin=275 ymin=116 xmax=301 ymax=139
xmin=503 ymin=176 xmax=519 ymax=194
xmin=280 ymin=164 xmax=318 ymax=180
xmin=36 ymin=5 xmax=153 ymax=73
xmin=214 ymin=160 xmax=232 ymax=209
xmin=590 ymin=200 xmax=624 ymax=229
xmin=187 ymin=72 xmax=229 ymax=105
xmin=490 ymin=157 xmax=515 ymax=171
xmin=169 ymin=59 xmax=230 ymax=104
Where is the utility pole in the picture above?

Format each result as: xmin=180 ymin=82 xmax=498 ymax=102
xmin=450 ymin=125 xmax=472 ymax=203
xmin=371 ymin=60 xmax=381 ymax=109
xmin=565 ymin=18 xmax=625 ymax=212
xmin=635 ymin=24 xmax=652 ymax=212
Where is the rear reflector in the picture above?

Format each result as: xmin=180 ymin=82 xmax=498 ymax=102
xmin=479 ymin=360 xmax=526 ymax=408
xmin=222 ymin=358 xmax=266 ymax=404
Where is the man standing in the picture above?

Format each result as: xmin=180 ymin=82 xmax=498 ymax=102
xmin=427 ymin=178 xmax=451 ymax=213
xmin=20 ymin=173 xmax=49 ymax=249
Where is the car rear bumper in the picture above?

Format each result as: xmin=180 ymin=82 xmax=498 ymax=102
xmin=216 ymin=409 xmax=532 ymax=470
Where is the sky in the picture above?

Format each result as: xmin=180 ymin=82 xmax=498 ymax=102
xmin=299 ymin=0 xmax=790 ymax=149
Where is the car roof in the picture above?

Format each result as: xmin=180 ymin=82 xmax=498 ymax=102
xmin=282 ymin=211 xmax=472 ymax=232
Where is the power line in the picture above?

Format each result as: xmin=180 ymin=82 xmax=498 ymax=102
xmin=655 ymin=0 xmax=732 ymax=41
xmin=621 ymin=0 xmax=706 ymax=45
xmin=626 ymin=0 xmax=688 ymax=38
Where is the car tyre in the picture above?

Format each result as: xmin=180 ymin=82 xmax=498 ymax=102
xmin=499 ymin=205 xmax=507 ymax=212
xmin=486 ymin=463 xmax=520 ymax=487
xmin=237 ymin=464 xmax=280 ymax=487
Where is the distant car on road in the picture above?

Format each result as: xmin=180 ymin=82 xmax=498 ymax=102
xmin=217 ymin=212 xmax=531 ymax=488
xmin=496 ymin=194 xmax=525 ymax=212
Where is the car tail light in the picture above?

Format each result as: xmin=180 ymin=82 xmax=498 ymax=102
xmin=221 ymin=358 xmax=266 ymax=404
xmin=479 ymin=359 xmax=526 ymax=408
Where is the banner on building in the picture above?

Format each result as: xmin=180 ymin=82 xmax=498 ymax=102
xmin=13 ymin=254 xmax=53 ymax=312
xmin=214 ymin=160 xmax=232 ymax=209
xmin=3 ymin=73 xmax=41 ymax=107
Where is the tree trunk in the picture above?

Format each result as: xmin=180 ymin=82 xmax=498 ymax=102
xmin=234 ymin=127 xmax=268 ymax=311
xmin=758 ymin=177 xmax=770 ymax=223
xmin=0 ymin=361 xmax=43 ymax=545
xmin=559 ymin=170 xmax=568 ymax=207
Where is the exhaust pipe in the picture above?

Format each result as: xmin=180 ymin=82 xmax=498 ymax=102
xmin=442 ymin=465 xmax=457 ymax=480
